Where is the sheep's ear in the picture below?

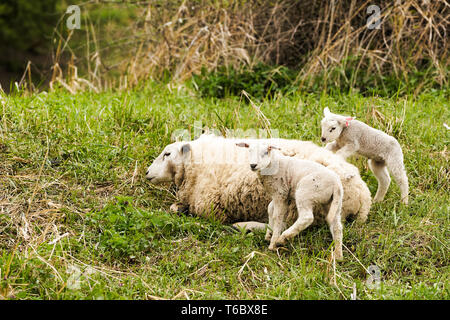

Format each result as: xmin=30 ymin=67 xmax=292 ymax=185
xmin=345 ymin=117 xmax=355 ymax=127
xmin=180 ymin=143 xmax=191 ymax=154
xmin=335 ymin=117 xmax=346 ymax=126
xmin=324 ymin=107 xmax=331 ymax=117
xmin=236 ymin=142 xmax=249 ymax=148
xmin=336 ymin=116 xmax=354 ymax=127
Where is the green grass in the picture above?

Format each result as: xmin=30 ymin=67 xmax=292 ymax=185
xmin=0 ymin=82 xmax=449 ymax=299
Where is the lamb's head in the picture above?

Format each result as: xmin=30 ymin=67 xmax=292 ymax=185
xmin=321 ymin=107 xmax=354 ymax=143
xmin=146 ymin=142 xmax=191 ymax=184
xmin=236 ymin=142 xmax=280 ymax=173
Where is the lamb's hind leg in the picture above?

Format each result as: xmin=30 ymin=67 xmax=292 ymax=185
xmin=327 ymin=214 xmax=343 ymax=261
xmin=368 ymin=159 xmax=391 ymax=203
xmin=387 ymin=157 xmax=409 ymax=205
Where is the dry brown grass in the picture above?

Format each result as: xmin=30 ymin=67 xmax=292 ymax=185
xmin=46 ymin=0 xmax=449 ymax=92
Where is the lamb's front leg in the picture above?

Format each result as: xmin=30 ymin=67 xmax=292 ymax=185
xmin=325 ymin=141 xmax=339 ymax=152
xmin=275 ymin=205 xmax=314 ymax=248
xmin=265 ymin=201 xmax=274 ymax=241
xmin=268 ymin=200 xmax=287 ymax=251
xmin=335 ymin=143 xmax=359 ymax=160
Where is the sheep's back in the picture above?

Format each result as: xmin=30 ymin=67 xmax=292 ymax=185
xmin=177 ymin=136 xmax=371 ymax=224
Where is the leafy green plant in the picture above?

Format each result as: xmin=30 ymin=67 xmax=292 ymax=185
xmin=86 ymin=197 xmax=167 ymax=260
xmin=85 ymin=196 xmax=228 ymax=261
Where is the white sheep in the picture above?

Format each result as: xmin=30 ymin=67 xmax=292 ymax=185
xmin=321 ymin=107 xmax=409 ymax=204
xmin=145 ymin=139 xmax=270 ymax=223
xmin=145 ymin=134 xmax=371 ymax=228
xmin=236 ymin=142 xmax=344 ymax=260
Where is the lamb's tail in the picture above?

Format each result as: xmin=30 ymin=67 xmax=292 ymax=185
xmin=327 ymin=181 xmax=343 ymax=227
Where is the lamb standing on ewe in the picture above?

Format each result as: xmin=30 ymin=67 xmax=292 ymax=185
xmin=236 ymin=142 xmax=344 ymax=260
xmin=145 ymin=134 xmax=372 ymax=228
xmin=321 ymin=107 xmax=409 ymax=204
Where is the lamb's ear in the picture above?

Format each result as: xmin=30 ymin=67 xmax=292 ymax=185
xmin=236 ymin=142 xmax=249 ymax=148
xmin=180 ymin=143 xmax=191 ymax=154
xmin=345 ymin=117 xmax=355 ymax=127
xmin=336 ymin=116 xmax=355 ymax=127
xmin=324 ymin=107 xmax=331 ymax=117
xmin=335 ymin=117 xmax=346 ymax=126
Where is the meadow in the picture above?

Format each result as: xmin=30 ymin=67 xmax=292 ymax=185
xmin=0 ymin=82 xmax=448 ymax=299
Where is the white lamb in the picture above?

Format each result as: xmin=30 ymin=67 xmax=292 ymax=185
xmin=321 ymin=107 xmax=409 ymax=204
xmin=236 ymin=142 xmax=344 ymax=260
xmin=224 ymin=136 xmax=371 ymax=224
xmin=145 ymin=134 xmax=372 ymax=228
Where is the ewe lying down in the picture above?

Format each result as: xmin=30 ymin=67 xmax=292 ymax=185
xmin=237 ymin=142 xmax=343 ymax=260
xmin=146 ymin=138 xmax=269 ymax=223
xmin=146 ymin=134 xmax=372 ymax=228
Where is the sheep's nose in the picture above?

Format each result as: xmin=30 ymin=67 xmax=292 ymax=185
xmin=250 ymin=164 xmax=257 ymax=170
xmin=321 ymin=137 xmax=326 ymax=142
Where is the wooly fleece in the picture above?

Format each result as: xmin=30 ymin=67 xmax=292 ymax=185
xmin=146 ymin=134 xmax=372 ymax=225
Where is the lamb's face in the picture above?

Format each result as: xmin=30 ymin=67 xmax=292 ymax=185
xmin=248 ymin=143 xmax=272 ymax=172
xmin=146 ymin=142 xmax=190 ymax=184
xmin=321 ymin=117 xmax=344 ymax=143
xmin=235 ymin=142 xmax=280 ymax=175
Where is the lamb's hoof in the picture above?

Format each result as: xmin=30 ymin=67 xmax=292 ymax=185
xmin=373 ymin=197 xmax=384 ymax=203
xmin=268 ymin=237 xmax=283 ymax=251
xmin=169 ymin=203 xmax=179 ymax=212
xmin=265 ymin=232 xmax=272 ymax=242
xmin=274 ymin=235 xmax=287 ymax=248
xmin=355 ymin=216 xmax=368 ymax=225
xmin=401 ymin=198 xmax=409 ymax=205
xmin=335 ymin=252 xmax=343 ymax=261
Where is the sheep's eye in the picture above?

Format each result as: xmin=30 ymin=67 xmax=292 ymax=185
xmin=163 ymin=152 xmax=171 ymax=158
xmin=263 ymin=151 xmax=268 ymax=156
xmin=330 ymin=127 xmax=336 ymax=132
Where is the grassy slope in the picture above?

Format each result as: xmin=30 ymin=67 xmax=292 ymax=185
xmin=0 ymin=83 xmax=448 ymax=299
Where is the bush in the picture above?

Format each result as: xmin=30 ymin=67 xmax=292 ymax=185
xmin=0 ymin=0 xmax=60 ymax=52
xmin=192 ymin=63 xmax=298 ymax=100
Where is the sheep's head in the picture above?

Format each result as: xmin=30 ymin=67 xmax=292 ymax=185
xmin=321 ymin=107 xmax=354 ymax=143
xmin=146 ymin=142 xmax=191 ymax=184
xmin=236 ymin=142 xmax=280 ymax=175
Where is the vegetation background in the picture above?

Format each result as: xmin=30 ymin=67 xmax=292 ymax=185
xmin=0 ymin=0 xmax=448 ymax=299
